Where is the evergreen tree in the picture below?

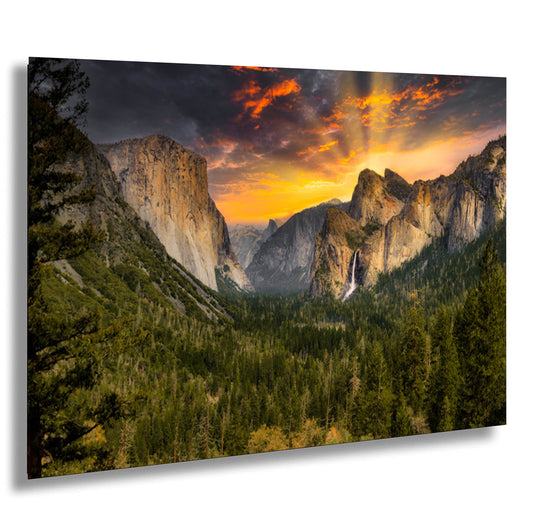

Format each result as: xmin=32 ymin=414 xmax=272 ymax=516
xmin=27 ymin=58 xmax=115 ymax=478
xmin=363 ymin=343 xmax=392 ymax=439
xmin=399 ymin=308 xmax=428 ymax=414
xmin=454 ymin=239 xmax=506 ymax=428
xmin=427 ymin=307 xmax=459 ymax=432
xmin=391 ymin=391 xmax=413 ymax=437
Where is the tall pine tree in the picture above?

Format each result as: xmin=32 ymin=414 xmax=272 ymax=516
xmin=27 ymin=58 xmax=119 ymax=478
xmin=427 ymin=307 xmax=460 ymax=432
xmin=454 ymin=239 xmax=506 ymax=428
xmin=399 ymin=308 xmax=428 ymax=415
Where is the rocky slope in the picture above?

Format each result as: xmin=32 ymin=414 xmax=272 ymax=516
xmin=229 ymin=219 xmax=278 ymax=269
xmin=246 ymin=199 xmax=349 ymax=294
xmin=52 ymin=131 xmax=233 ymax=321
xmin=97 ymin=135 xmax=252 ymax=292
xmin=309 ymin=136 xmax=506 ymax=297
xmin=358 ymin=137 xmax=506 ymax=287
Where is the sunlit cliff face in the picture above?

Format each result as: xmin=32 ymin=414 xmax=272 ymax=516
xmin=83 ymin=62 xmax=506 ymax=226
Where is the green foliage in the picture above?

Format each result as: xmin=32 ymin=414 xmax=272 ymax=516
xmin=35 ymin=223 xmax=505 ymax=474
xmin=399 ymin=308 xmax=428 ymax=414
xmin=344 ymin=229 xmax=365 ymax=251
xmin=427 ymin=307 xmax=459 ymax=432
xmin=292 ymin=419 xmax=325 ymax=448
xmin=454 ymin=239 xmax=506 ymax=428
xmin=362 ymin=220 xmax=381 ymax=236
xmin=247 ymin=425 xmax=289 ymax=453
xmin=27 ymin=58 xmax=110 ymax=479
xmin=391 ymin=392 xmax=413 ymax=437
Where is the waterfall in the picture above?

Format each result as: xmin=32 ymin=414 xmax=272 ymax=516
xmin=342 ymin=250 xmax=358 ymax=301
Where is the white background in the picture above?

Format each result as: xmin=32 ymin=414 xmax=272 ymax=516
xmin=2 ymin=1 xmax=531 ymax=514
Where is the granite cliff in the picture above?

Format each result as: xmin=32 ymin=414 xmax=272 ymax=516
xmin=308 ymin=207 xmax=366 ymax=299
xmin=309 ymin=136 xmax=506 ymax=298
xmin=347 ymin=168 xmax=411 ymax=225
xmin=50 ymin=132 xmax=232 ymax=321
xmin=309 ymin=169 xmax=411 ymax=297
xmin=98 ymin=135 xmax=252 ymax=292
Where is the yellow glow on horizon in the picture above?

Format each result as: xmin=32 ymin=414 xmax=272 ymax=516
xmin=212 ymin=124 xmax=504 ymax=226
xmin=207 ymin=70 xmax=504 ymax=226
xmin=213 ymin=165 xmax=354 ymax=225
xmin=355 ymin=125 xmax=505 ymax=182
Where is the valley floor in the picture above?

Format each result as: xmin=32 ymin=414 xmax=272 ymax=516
xmin=34 ymin=221 xmax=505 ymax=476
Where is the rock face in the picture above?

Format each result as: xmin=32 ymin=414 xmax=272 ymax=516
xmin=309 ymin=170 xmax=410 ymax=298
xmin=263 ymin=218 xmax=279 ymax=241
xmin=309 ymin=207 xmax=366 ymax=298
xmin=229 ymin=219 xmax=278 ymax=269
xmin=359 ymin=136 xmax=506 ymax=287
xmin=347 ymin=168 xmax=411 ymax=225
xmin=246 ymin=199 xmax=349 ymax=294
xmin=51 ymin=131 xmax=232 ymax=321
xmin=98 ymin=135 xmax=252 ymax=292
xmin=309 ymin=136 xmax=506 ymax=297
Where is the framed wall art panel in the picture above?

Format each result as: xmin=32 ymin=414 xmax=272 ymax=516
xmin=27 ymin=57 xmax=506 ymax=478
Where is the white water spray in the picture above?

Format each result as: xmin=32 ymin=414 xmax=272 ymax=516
xmin=342 ymin=250 xmax=358 ymax=301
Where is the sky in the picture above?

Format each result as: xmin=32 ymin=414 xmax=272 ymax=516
xmin=80 ymin=59 xmax=506 ymax=225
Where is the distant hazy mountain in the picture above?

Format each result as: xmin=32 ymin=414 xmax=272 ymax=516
xmin=246 ymin=199 xmax=349 ymax=294
xmin=229 ymin=219 xmax=278 ymax=269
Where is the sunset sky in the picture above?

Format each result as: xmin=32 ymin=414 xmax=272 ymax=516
xmin=81 ymin=60 xmax=506 ymax=225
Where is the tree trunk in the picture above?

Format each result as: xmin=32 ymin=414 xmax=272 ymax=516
xmin=27 ymin=408 xmax=42 ymax=479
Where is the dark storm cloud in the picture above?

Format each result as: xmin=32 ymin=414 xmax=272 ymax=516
xmin=81 ymin=59 xmax=245 ymax=144
xmin=81 ymin=59 xmax=504 ymax=148
xmin=82 ymin=60 xmax=338 ymax=153
xmin=79 ymin=58 xmax=505 ymax=198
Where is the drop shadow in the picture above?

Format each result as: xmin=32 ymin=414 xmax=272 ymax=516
xmin=17 ymin=425 xmax=496 ymax=491
xmin=10 ymin=62 xmax=28 ymax=489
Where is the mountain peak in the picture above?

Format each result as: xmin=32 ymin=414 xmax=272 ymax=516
xmin=98 ymin=134 xmax=206 ymax=165
xmin=348 ymin=168 xmax=406 ymax=226
xmin=317 ymin=198 xmax=343 ymax=208
xmin=331 ymin=136 xmax=506 ymax=294
xmin=384 ymin=169 xmax=412 ymax=201
xmin=98 ymin=136 xmax=252 ymax=292
xmin=384 ymin=168 xmax=405 ymax=183
xmin=266 ymin=218 xmax=278 ymax=233
xmin=357 ymin=168 xmax=381 ymax=184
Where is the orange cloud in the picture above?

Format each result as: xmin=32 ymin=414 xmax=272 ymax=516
xmin=210 ymin=122 xmax=504 ymax=226
xmin=194 ymin=134 xmax=253 ymax=171
xmin=232 ymin=65 xmax=279 ymax=73
xmin=233 ymin=77 xmax=302 ymax=119
xmin=232 ymin=80 xmax=262 ymax=103
xmin=298 ymin=139 xmax=339 ymax=157
xmin=325 ymin=76 xmax=466 ymax=134
xmin=337 ymin=149 xmax=360 ymax=166
xmin=318 ymin=140 xmax=338 ymax=152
